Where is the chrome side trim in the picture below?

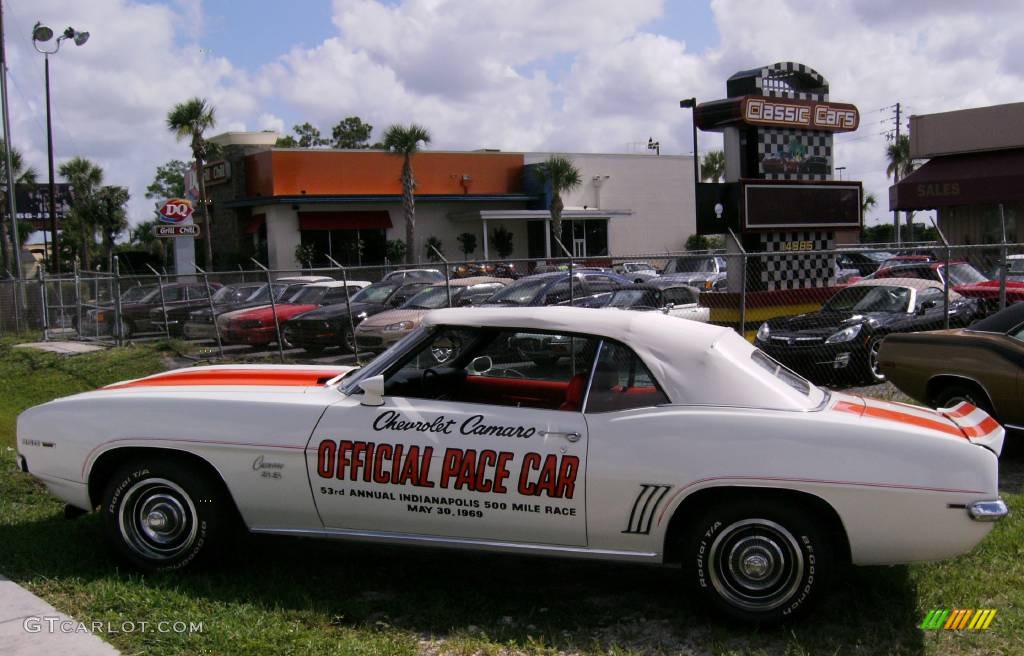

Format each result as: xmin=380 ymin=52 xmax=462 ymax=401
xmin=249 ymin=526 xmax=660 ymax=561
xmin=967 ymin=499 xmax=1009 ymax=522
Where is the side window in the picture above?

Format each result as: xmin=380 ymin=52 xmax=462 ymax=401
xmin=383 ymin=328 xmax=598 ymax=411
xmin=543 ymin=282 xmax=572 ymax=305
xmin=188 ymin=286 xmax=210 ymax=300
xmin=323 ymin=288 xmax=350 ymax=304
xmin=916 ymin=287 xmax=943 ymax=309
xmin=586 ymin=341 xmax=669 ymax=413
xmin=663 ymin=287 xmax=696 ymax=305
xmin=1010 ymin=323 xmax=1024 ymax=343
xmin=584 ymin=275 xmax=618 ymax=294
xmin=162 ymin=287 xmax=185 ymax=302
xmin=346 ymin=285 xmax=362 ymax=297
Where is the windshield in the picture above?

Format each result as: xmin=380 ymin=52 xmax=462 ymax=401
xmin=213 ymin=285 xmax=262 ymax=304
xmin=666 ymin=257 xmax=717 ymax=274
xmin=339 ymin=325 xmax=432 ymax=394
xmin=121 ymin=286 xmax=157 ymax=303
xmin=351 ymin=283 xmax=399 ymax=304
xmin=487 ymin=279 xmax=549 ymax=305
xmin=824 ymin=286 xmax=911 ymax=313
xmin=608 ymin=289 xmax=660 ymax=309
xmin=402 ymin=286 xmax=451 ymax=309
xmin=286 ymin=286 xmax=328 ymax=304
xmin=945 ymin=263 xmax=987 ymax=285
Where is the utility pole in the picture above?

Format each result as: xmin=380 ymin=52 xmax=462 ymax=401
xmin=891 ymin=102 xmax=902 ymax=245
xmin=0 ymin=2 xmax=21 ymax=279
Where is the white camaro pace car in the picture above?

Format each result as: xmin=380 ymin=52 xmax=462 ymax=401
xmin=17 ymin=307 xmax=1008 ymax=623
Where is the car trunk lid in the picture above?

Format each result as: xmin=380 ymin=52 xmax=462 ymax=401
xmin=831 ymin=395 xmax=1004 ymax=456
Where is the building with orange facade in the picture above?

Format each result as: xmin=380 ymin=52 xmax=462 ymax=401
xmin=199 ymin=132 xmax=696 ymax=270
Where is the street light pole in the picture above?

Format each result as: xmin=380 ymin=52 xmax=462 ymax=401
xmin=43 ymin=54 xmax=57 ymax=273
xmin=32 ymin=22 xmax=89 ymax=275
xmin=680 ymin=97 xmax=699 ymax=229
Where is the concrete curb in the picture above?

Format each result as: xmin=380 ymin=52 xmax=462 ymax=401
xmin=0 ymin=575 xmax=119 ymax=656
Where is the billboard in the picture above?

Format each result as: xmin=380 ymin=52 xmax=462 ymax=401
xmin=743 ymin=181 xmax=862 ymax=230
xmin=13 ymin=183 xmax=74 ymax=227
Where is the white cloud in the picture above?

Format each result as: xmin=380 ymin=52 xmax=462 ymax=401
xmin=7 ymin=0 xmax=1024 ymax=239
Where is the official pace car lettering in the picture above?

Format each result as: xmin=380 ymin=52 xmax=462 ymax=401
xmin=371 ymin=410 xmax=536 ymax=439
xmin=316 ymin=439 xmax=578 ymax=499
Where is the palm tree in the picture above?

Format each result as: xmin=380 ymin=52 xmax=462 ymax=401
xmin=382 ymin=123 xmax=431 ymax=263
xmin=167 ymin=97 xmax=216 ymax=269
xmin=94 ymin=186 xmax=130 ymax=272
xmin=131 ymin=218 xmax=167 ymax=265
xmin=886 ymin=135 xmax=917 ymax=241
xmin=861 ymin=192 xmax=877 ymax=217
xmin=533 ymin=155 xmax=582 ymax=254
xmin=700 ymin=150 xmax=726 ymax=182
xmin=58 ymin=156 xmax=104 ymax=270
xmin=0 ymin=141 xmax=37 ymax=274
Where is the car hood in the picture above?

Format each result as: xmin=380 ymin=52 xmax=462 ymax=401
xmin=101 ymin=364 xmax=355 ymax=391
xmin=766 ymin=311 xmax=894 ymax=336
xmin=294 ymin=301 xmax=388 ymax=320
xmin=358 ymin=308 xmax=429 ymax=328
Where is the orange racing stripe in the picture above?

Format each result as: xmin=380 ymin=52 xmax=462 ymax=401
xmin=105 ymin=368 xmax=345 ymax=390
xmin=833 ymin=400 xmax=967 ymax=439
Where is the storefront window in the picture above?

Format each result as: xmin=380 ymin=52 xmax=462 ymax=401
xmin=300 ymin=228 xmax=387 ymax=266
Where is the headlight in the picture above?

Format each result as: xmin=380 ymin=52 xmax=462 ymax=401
xmin=95 ymin=311 xmax=107 ymax=322
xmin=385 ymin=321 xmax=414 ymax=332
xmin=756 ymin=322 xmax=770 ymax=341
xmin=356 ymin=311 xmax=368 ymax=319
xmin=825 ymin=324 xmax=862 ymax=344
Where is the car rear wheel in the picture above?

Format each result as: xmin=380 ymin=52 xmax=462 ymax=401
xmin=932 ymin=383 xmax=993 ymax=415
xmin=684 ymin=499 xmax=832 ymax=624
xmin=101 ymin=457 xmax=229 ymax=572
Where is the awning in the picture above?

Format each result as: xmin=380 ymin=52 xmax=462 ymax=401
xmin=298 ymin=211 xmax=393 ymax=231
xmin=889 ymin=148 xmax=1024 ymax=211
xmin=447 ymin=209 xmax=633 ymax=222
xmin=244 ymin=214 xmax=265 ymax=235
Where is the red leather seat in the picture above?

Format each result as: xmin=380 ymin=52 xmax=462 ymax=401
xmin=559 ymin=373 xmax=588 ymax=411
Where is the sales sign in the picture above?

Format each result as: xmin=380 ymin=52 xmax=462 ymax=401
xmin=158 ymin=198 xmax=194 ymax=224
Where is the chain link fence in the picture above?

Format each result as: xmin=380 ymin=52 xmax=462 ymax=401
xmin=2 ymin=242 xmax=1022 ymax=390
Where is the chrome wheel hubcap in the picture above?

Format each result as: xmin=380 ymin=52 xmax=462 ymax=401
xmin=709 ymin=518 xmax=803 ymax=611
xmin=119 ymin=478 xmax=198 ymax=561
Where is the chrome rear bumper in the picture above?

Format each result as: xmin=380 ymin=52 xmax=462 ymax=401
xmin=967 ymin=499 xmax=1009 ymax=522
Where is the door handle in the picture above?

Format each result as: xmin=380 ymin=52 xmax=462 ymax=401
xmin=542 ymin=431 xmax=581 ymax=443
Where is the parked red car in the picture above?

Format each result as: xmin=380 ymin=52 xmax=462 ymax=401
xmin=868 ymin=261 xmax=1024 ymax=314
xmin=216 ymin=281 xmax=367 ymax=346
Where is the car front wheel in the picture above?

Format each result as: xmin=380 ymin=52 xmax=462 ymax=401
xmin=101 ymin=457 xmax=229 ymax=572
xmin=684 ymin=499 xmax=832 ymax=624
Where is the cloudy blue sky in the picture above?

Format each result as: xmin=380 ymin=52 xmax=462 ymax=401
xmin=5 ymin=0 xmax=1024 ymax=234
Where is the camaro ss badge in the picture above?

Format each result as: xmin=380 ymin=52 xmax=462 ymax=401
xmin=252 ymin=455 xmax=284 ymax=479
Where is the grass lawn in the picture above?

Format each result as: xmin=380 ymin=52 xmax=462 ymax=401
xmin=1 ymin=338 xmax=1022 ymax=655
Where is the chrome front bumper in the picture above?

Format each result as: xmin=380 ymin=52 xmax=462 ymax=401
xmin=967 ymin=499 xmax=1009 ymax=522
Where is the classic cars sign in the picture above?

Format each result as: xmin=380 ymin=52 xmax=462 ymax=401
xmin=742 ymin=97 xmax=859 ymax=132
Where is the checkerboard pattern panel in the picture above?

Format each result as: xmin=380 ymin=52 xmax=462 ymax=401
xmin=759 ymin=231 xmax=837 ymax=290
xmin=754 ymin=62 xmax=829 ymax=101
xmin=758 ymin=129 xmax=832 ymax=181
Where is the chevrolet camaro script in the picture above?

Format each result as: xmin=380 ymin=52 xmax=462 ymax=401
xmin=17 ymin=307 xmax=1008 ymax=623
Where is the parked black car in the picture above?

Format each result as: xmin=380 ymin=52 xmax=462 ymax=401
xmin=754 ymin=279 xmax=979 ymax=385
xmin=283 ymin=281 xmax=432 ymax=353
xmin=482 ymin=271 xmax=630 ymax=307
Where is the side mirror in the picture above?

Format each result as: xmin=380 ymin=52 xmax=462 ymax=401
xmin=917 ymin=300 xmax=937 ymax=314
xmin=457 ymin=296 xmax=474 ymax=306
xmin=359 ymin=374 xmax=386 ymax=406
xmin=469 ymin=355 xmax=493 ymax=375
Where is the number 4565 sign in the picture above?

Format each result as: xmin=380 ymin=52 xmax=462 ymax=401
xmin=158 ymin=198 xmax=195 ymax=224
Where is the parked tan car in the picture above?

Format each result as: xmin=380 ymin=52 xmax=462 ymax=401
xmin=879 ymin=302 xmax=1024 ymax=434
xmin=353 ymin=277 xmax=509 ymax=353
